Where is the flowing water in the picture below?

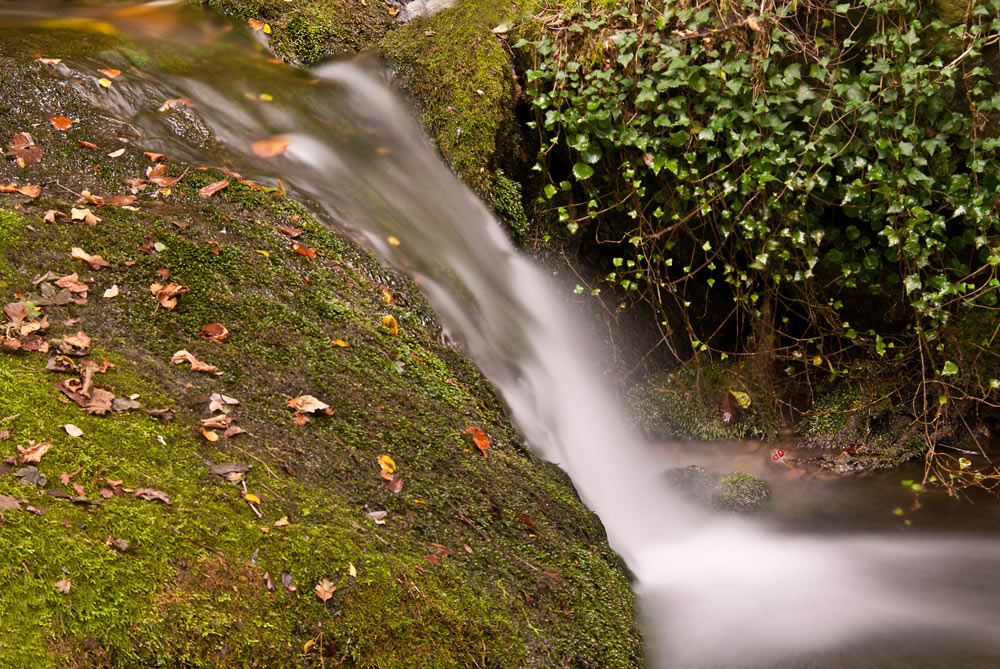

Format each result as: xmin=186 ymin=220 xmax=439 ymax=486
xmin=4 ymin=2 xmax=1000 ymax=666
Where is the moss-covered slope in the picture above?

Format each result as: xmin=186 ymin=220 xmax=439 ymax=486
xmin=0 ymin=26 xmax=640 ymax=669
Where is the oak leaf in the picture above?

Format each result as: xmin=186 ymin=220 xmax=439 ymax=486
xmin=314 ymin=578 xmax=336 ymax=602
xmin=18 ymin=440 xmax=52 ymax=464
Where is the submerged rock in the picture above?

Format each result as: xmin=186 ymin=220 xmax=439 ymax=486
xmin=666 ymin=465 xmax=770 ymax=513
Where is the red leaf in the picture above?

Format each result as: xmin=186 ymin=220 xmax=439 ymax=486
xmin=198 ymin=179 xmax=230 ymax=197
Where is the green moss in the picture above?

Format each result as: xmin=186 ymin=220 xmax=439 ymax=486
xmin=378 ymin=0 xmax=527 ymax=196
xmin=198 ymin=0 xmax=393 ymax=64
xmin=629 ymin=363 xmax=771 ymax=442
xmin=490 ymin=169 xmax=529 ymax=241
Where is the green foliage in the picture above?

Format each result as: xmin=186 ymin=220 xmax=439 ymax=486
xmin=519 ymin=0 xmax=1000 ymax=405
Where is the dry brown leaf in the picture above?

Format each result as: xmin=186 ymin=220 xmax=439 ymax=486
xmin=135 ymin=487 xmax=171 ymax=504
xmin=314 ymin=578 xmax=336 ymax=602
xmin=43 ymin=210 xmax=66 ymax=224
xmin=286 ymin=395 xmax=329 ymax=413
xmin=18 ymin=440 xmax=52 ymax=464
xmin=78 ymin=140 xmax=100 ymax=150
xmin=170 ymin=350 xmax=219 ymax=373
xmin=10 ymin=132 xmax=42 ymax=167
xmin=146 ymin=164 xmax=184 ymax=187
xmin=49 ymin=116 xmax=74 ymax=131
xmin=55 ymin=578 xmax=71 ymax=595
xmin=103 ymin=285 xmax=119 ymax=299
xmin=223 ymin=424 xmax=245 ymax=438
xmin=275 ymin=225 xmax=303 ymax=238
xmin=199 ymin=427 xmax=219 ymax=442
xmin=198 ymin=179 xmax=230 ymax=197
xmin=200 ymin=323 xmax=229 ymax=342
xmin=291 ymin=242 xmax=316 ymax=259
xmin=72 ymin=482 xmax=85 ymax=497
xmin=149 ymin=282 xmax=188 ymax=309
xmin=290 ymin=412 xmax=310 ymax=425
xmin=71 ymin=247 xmax=110 ymax=270
xmin=157 ymin=97 xmax=194 ymax=112
xmin=143 ymin=151 xmax=166 ymax=162
xmin=63 ymin=424 xmax=83 ymax=437
xmin=251 ymin=135 xmax=289 ymax=158
xmin=55 ymin=273 xmax=88 ymax=296
xmin=70 ymin=207 xmax=102 ymax=226
xmin=201 ymin=414 xmax=231 ymax=429
xmin=0 ymin=183 xmax=41 ymax=198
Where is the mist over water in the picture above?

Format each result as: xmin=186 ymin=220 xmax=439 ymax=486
xmin=7 ymin=2 xmax=1000 ymax=665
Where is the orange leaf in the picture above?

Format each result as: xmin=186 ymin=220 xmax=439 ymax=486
xmin=198 ymin=179 xmax=230 ymax=197
xmin=200 ymin=323 xmax=229 ymax=342
xmin=18 ymin=440 xmax=52 ymax=464
xmin=149 ymin=282 xmax=189 ymax=309
xmin=466 ymin=427 xmax=490 ymax=457
xmin=36 ymin=57 xmax=62 ymax=66
xmin=314 ymin=578 xmax=336 ymax=602
xmin=251 ymin=135 xmax=289 ymax=158
xmin=200 ymin=427 xmax=219 ymax=442
xmin=157 ymin=97 xmax=194 ymax=112
xmin=49 ymin=116 xmax=74 ymax=131
xmin=97 ymin=68 xmax=121 ymax=78
xmin=143 ymin=151 xmax=166 ymax=162
xmin=71 ymin=246 xmax=111 ymax=270
xmin=170 ymin=349 xmax=219 ymax=373
xmin=291 ymin=242 xmax=316 ymax=259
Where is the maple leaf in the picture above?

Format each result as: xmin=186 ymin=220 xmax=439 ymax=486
xmin=466 ymin=427 xmax=490 ymax=457
xmin=18 ymin=440 xmax=52 ymax=464
xmin=171 ymin=350 xmax=219 ymax=373
xmin=71 ymin=247 xmax=110 ymax=270
xmin=286 ymin=394 xmax=329 ymax=413
xmin=251 ymin=135 xmax=289 ymax=158
xmin=198 ymin=179 xmax=230 ymax=197
xmin=314 ymin=578 xmax=336 ymax=602
xmin=149 ymin=282 xmax=189 ymax=309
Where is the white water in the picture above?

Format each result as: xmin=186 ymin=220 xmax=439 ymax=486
xmin=9 ymin=3 xmax=1000 ymax=665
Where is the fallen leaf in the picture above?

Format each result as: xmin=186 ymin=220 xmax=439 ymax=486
xmin=377 ymin=454 xmax=396 ymax=476
xmin=291 ymin=243 xmax=316 ymax=259
xmin=463 ymin=543 xmax=473 ymax=554
xmin=149 ymin=282 xmax=188 ymax=309
xmin=201 ymin=415 xmax=231 ymax=429
xmin=109 ymin=537 xmax=130 ymax=552
xmin=223 ymin=425 xmax=245 ymax=438
xmin=366 ymin=510 xmax=387 ymax=524
xmin=263 ymin=571 xmax=275 ymax=591
xmin=381 ymin=286 xmax=395 ymax=306
xmin=425 ymin=553 xmax=440 ymax=565
xmin=18 ymin=440 xmax=52 ymax=464
xmin=144 ymin=151 xmax=165 ymax=162
xmin=111 ymin=396 xmax=141 ymax=412
xmin=0 ymin=495 xmax=23 ymax=511
xmin=64 ymin=424 xmax=83 ymax=437
xmin=55 ymin=578 xmax=71 ymax=595
xmin=242 ymin=491 xmax=262 ymax=505
xmin=55 ymin=272 xmax=88 ymax=296
xmin=200 ymin=323 xmax=229 ymax=342
xmin=72 ymin=482 xmax=85 ymax=497
xmin=290 ymin=412 xmax=309 ymax=426
xmin=348 ymin=562 xmax=357 ymax=578
xmin=170 ymin=350 xmax=219 ymax=373
xmin=71 ymin=247 xmax=110 ymax=270
xmin=466 ymin=427 xmax=490 ymax=457
xmin=36 ymin=57 xmax=62 ymax=66
xmin=275 ymin=225 xmax=302 ymax=238
xmin=157 ymin=97 xmax=194 ymax=112
xmin=385 ymin=475 xmax=403 ymax=494
xmin=134 ymin=487 xmax=171 ymax=504
xmin=286 ymin=394 xmax=329 ymax=413
xmin=208 ymin=462 xmax=251 ymax=482
xmin=273 ymin=516 xmax=290 ymax=527
xmin=0 ymin=183 xmax=42 ymax=198
xmin=103 ymin=285 xmax=119 ymax=298
xmin=78 ymin=140 xmax=100 ymax=150
xmin=198 ymin=179 xmax=230 ymax=197
xmin=282 ymin=572 xmax=296 ymax=591
xmin=209 ymin=392 xmax=239 ymax=410
xmin=10 ymin=132 xmax=42 ymax=167
xmin=107 ymin=147 xmax=125 ymax=157
xmin=199 ymin=427 xmax=219 ymax=442
xmin=106 ymin=194 xmax=137 ymax=206
xmin=314 ymin=578 xmax=336 ymax=602
xmin=49 ymin=116 xmax=74 ymax=131
xmin=43 ymin=210 xmax=66 ymax=224
xmin=251 ymin=135 xmax=289 ymax=158
xmin=247 ymin=18 xmax=272 ymax=34
xmin=98 ymin=488 xmax=114 ymax=499
xmin=97 ymin=68 xmax=121 ymax=78
xmin=382 ymin=314 xmax=399 ymax=336
xmin=330 ymin=339 xmax=349 ymax=347
xmin=15 ymin=466 xmax=46 ymax=486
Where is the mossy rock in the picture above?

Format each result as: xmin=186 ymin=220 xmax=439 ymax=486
xmin=665 ymin=465 xmax=769 ymax=513
xmin=0 ymin=24 xmax=640 ymax=668
xmin=197 ymin=0 xmax=394 ymax=64
xmin=628 ymin=364 xmax=772 ymax=442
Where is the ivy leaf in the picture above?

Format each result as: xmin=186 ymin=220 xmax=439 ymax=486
xmin=572 ymin=162 xmax=595 ymax=180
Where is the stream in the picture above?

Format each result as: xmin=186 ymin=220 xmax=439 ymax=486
xmin=4 ymin=2 xmax=1000 ymax=666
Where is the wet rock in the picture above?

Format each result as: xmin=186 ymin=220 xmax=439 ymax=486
xmin=666 ymin=465 xmax=769 ymax=513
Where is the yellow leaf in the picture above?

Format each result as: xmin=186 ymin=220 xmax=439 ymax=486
xmin=382 ymin=314 xmax=398 ymax=336
xmin=387 ymin=236 xmax=400 ymax=246
xmin=348 ymin=562 xmax=357 ymax=578
xmin=377 ymin=454 xmax=396 ymax=475
xmin=728 ymin=389 xmax=751 ymax=409
xmin=812 ymin=356 xmax=823 ymax=366
xmin=98 ymin=77 xmax=113 ymax=88
xmin=303 ymin=639 xmax=315 ymax=653
xmin=331 ymin=339 xmax=349 ymax=347
xmin=259 ymin=93 xmax=274 ymax=101
xmin=256 ymin=249 xmax=270 ymax=258
xmin=243 ymin=492 xmax=262 ymax=505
